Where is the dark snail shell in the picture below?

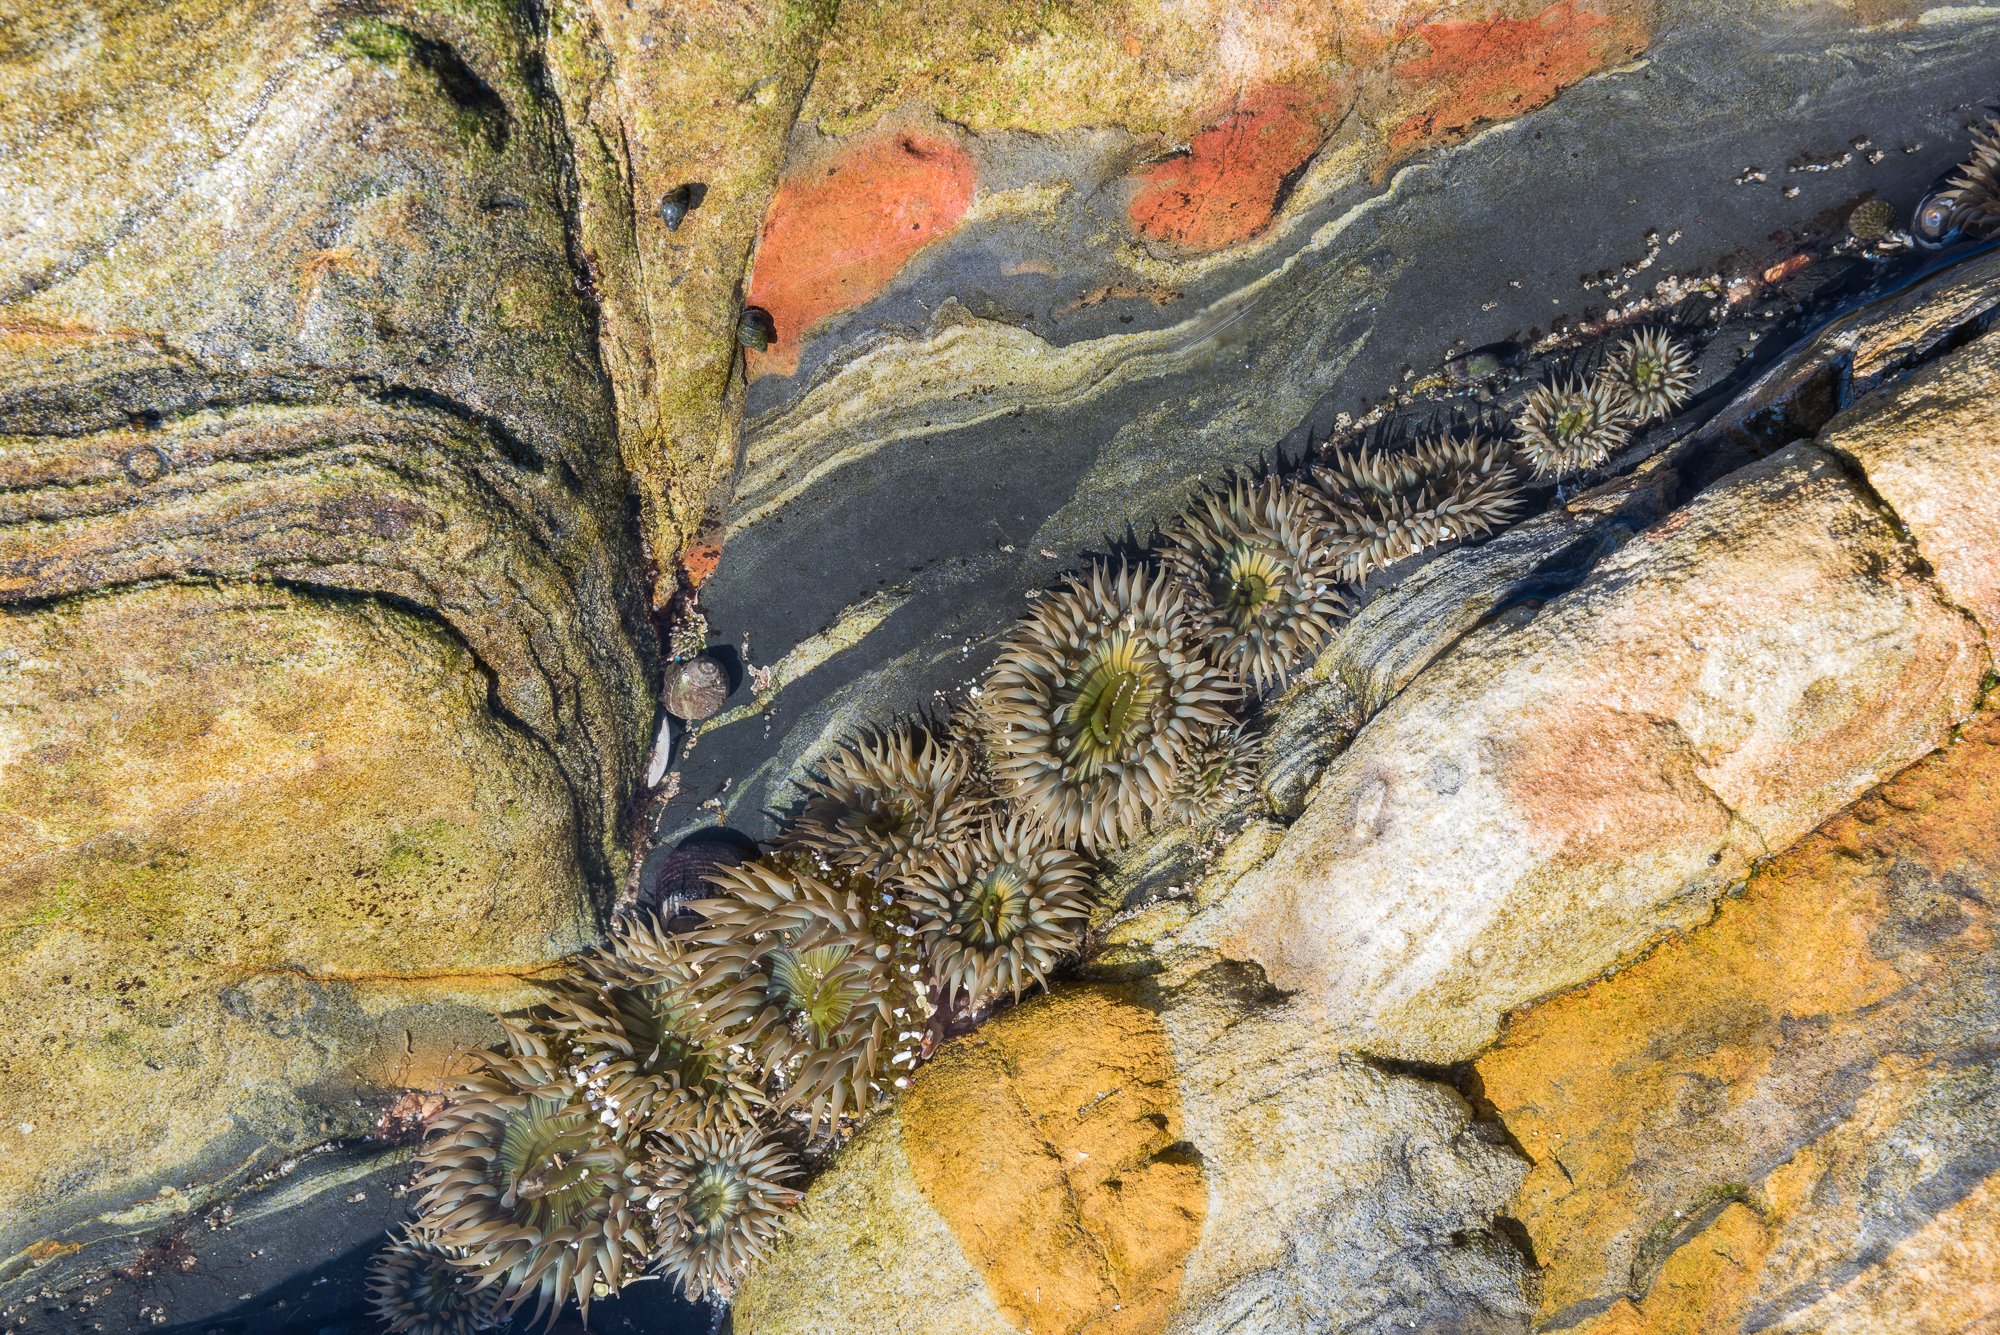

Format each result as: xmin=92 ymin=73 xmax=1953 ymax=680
xmin=737 ymin=306 xmax=777 ymax=351
xmin=660 ymin=184 xmax=693 ymax=231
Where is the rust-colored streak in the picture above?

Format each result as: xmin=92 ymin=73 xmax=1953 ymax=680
xmin=1129 ymin=82 xmax=1338 ymax=252
xmin=745 ymin=131 xmax=977 ymax=378
xmin=1389 ymin=1 xmax=1642 ymax=158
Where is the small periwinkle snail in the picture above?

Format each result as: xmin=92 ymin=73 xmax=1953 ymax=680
xmin=736 ymin=306 xmax=777 ymax=352
xmin=660 ymin=182 xmax=704 ymax=231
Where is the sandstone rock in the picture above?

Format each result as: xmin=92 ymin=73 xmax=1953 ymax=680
xmin=1475 ymin=710 xmax=2000 ymax=1334
xmin=1182 ymin=437 xmax=1987 ymax=1061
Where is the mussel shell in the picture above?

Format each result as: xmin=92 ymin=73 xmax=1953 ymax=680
xmin=1910 ymin=191 xmax=1963 ymax=249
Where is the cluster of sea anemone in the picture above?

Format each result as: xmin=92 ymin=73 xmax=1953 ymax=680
xmin=1513 ymin=329 xmax=1695 ymax=478
xmin=375 ymin=318 xmax=1713 ymax=1330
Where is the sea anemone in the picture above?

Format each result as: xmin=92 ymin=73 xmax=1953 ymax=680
xmin=645 ymin=1113 xmax=803 ymax=1301
xmin=790 ymin=725 xmax=986 ymax=879
xmin=366 ymin=1228 xmax=505 ymax=1335
xmin=1165 ymin=722 xmax=1262 ymax=826
xmin=981 ymin=561 xmax=1238 ymax=852
xmin=904 ymin=814 xmax=1095 ymax=1008
xmin=1312 ymin=435 xmax=1524 ymax=581
xmin=1160 ymin=474 xmax=1348 ymax=690
xmin=542 ymin=948 xmax=768 ymax=1136
xmin=681 ymin=858 xmax=924 ymax=1133
xmin=1512 ymin=378 xmax=1631 ymax=478
xmin=1937 ymin=117 xmax=2000 ymax=239
xmin=413 ymin=1028 xmax=650 ymax=1328
xmin=1597 ymin=330 xmax=1695 ymax=422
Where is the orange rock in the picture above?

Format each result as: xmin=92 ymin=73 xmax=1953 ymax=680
xmin=1129 ymin=81 xmax=1343 ymax=253
xmin=745 ymin=131 xmax=977 ymax=377
xmin=1389 ymin=0 xmax=1644 ymax=160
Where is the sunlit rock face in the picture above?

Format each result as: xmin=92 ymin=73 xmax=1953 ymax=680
xmin=0 ymin=0 xmax=653 ymax=1294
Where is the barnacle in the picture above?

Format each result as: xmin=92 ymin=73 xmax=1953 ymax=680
xmin=1938 ymin=117 xmax=2000 ymax=238
xmin=1161 ymin=475 xmax=1348 ymax=690
xmin=681 ymin=859 xmax=925 ymax=1134
xmin=904 ymin=814 xmax=1095 ymax=1008
xmin=1597 ymin=330 xmax=1695 ymax=422
xmin=646 ymin=1113 xmax=803 ymax=1301
xmin=1312 ymin=435 xmax=1524 ymax=581
xmin=366 ymin=1227 xmax=504 ymax=1335
xmin=413 ymin=1028 xmax=650 ymax=1329
xmin=982 ymin=561 xmax=1237 ymax=853
xmin=543 ymin=921 xmax=769 ymax=1135
xmin=790 ymin=725 xmax=986 ymax=878
xmin=1512 ymin=378 xmax=1631 ymax=478
xmin=1165 ymin=722 xmax=1262 ymax=826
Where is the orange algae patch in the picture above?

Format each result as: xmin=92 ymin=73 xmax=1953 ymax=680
xmin=744 ymin=131 xmax=976 ymax=377
xmin=1129 ymin=82 xmax=1341 ymax=252
xmin=1389 ymin=1 xmax=1642 ymax=158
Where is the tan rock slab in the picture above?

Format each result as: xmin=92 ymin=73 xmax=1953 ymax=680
xmin=1822 ymin=326 xmax=2000 ymax=640
xmin=1184 ymin=441 xmax=1987 ymax=1060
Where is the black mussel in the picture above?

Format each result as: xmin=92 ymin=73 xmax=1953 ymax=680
xmin=736 ymin=306 xmax=776 ymax=351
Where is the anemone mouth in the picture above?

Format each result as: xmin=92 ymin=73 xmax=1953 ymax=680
xmin=1514 ymin=378 xmax=1631 ymax=478
xmin=1313 ymin=436 xmax=1523 ymax=583
xmin=647 ymin=1118 xmax=802 ymax=1302
xmin=1163 ymin=477 xmax=1348 ymax=690
xmin=950 ymin=862 xmax=1037 ymax=949
xmin=790 ymin=726 xmax=984 ymax=878
xmin=770 ymin=942 xmax=869 ymax=1046
xmin=366 ymin=1229 xmax=505 ymax=1335
xmin=492 ymin=1096 xmax=607 ymax=1226
xmin=906 ymin=815 xmax=1095 ymax=1007
xmin=1598 ymin=330 xmax=1695 ymax=423
xmin=983 ymin=562 xmax=1237 ymax=851
xmin=1056 ymin=632 xmax=1166 ymax=777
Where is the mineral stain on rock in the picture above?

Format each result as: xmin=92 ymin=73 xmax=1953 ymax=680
xmin=1128 ymin=81 xmax=1343 ymax=252
xmin=1389 ymin=0 xmax=1644 ymax=161
xmin=745 ymin=130 xmax=979 ymax=377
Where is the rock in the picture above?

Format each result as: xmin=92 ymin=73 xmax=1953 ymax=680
xmin=1474 ymin=709 xmax=2000 ymax=1334
xmin=735 ymin=973 xmax=1536 ymax=1335
xmin=663 ymin=653 xmax=733 ymax=720
xmin=1183 ymin=436 xmax=1985 ymax=1061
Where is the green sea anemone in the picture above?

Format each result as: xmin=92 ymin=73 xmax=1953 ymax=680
xmin=645 ymin=1113 xmax=803 ymax=1301
xmin=790 ymin=725 xmax=986 ymax=878
xmin=1312 ymin=435 xmax=1524 ymax=581
xmin=365 ymin=1228 xmax=504 ymax=1335
xmin=904 ymin=814 xmax=1094 ymax=1008
xmin=1512 ymin=378 xmax=1631 ymax=478
xmin=413 ymin=1028 xmax=650 ymax=1328
xmin=1940 ymin=118 xmax=2000 ymax=238
xmin=1161 ymin=475 xmax=1348 ymax=690
xmin=682 ymin=859 xmax=925 ymax=1133
xmin=1597 ymin=329 xmax=1695 ymax=422
xmin=1165 ymin=722 xmax=1262 ymax=826
xmin=981 ymin=561 xmax=1238 ymax=852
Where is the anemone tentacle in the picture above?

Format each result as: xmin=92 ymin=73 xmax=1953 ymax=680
xmin=646 ymin=1113 xmax=803 ymax=1301
xmin=1165 ymin=722 xmax=1263 ymax=826
xmin=1161 ymin=475 xmax=1348 ymax=690
xmin=1597 ymin=329 xmax=1695 ymax=422
xmin=366 ymin=1227 xmax=505 ymax=1335
xmin=1312 ymin=435 xmax=1523 ymax=582
xmin=1512 ymin=378 xmax=1631 ymax=478
xmin=789 ymin=725 xmax=986 ymax=878
xmin=905 ymin=814 xmax=1095 ymax=1008
xmin=981 ymin=561 xmax=1238 ymax=852
xmin=1940 ymin=117 xmax=2000 ymax=237
xmin=412 ymin=1032 xmax=651 ymax=1330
